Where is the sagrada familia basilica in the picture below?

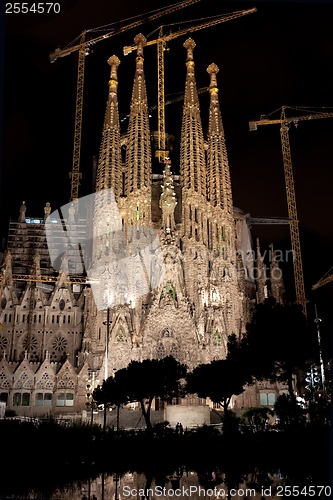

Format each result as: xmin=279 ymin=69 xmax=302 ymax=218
xmin=0 ymin=35 xmax=285 ymax=416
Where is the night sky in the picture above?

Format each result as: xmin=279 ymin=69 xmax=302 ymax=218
xmin=1 ymin=0 xmax=333 ymax=324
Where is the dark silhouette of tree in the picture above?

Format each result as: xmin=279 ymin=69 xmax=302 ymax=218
xmin=243 ymin=299 xmax=317 ymax=402
xmin=114 ymin=356 xmax=187 ymax=433
xmin=93 ymin=376 xmax=128 ymax=431
xmin=242 ymin=407 xmax=274 ymax=433
xmin=186 ymin=358 xmax=247 ymax=412
xmin=274 ymin=394 xmax=305 ymax=429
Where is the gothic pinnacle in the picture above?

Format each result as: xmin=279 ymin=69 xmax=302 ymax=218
xmin=181 ymin=37 xmax=206 ymax=198
xmin=134 ymin=33 xmax=147 ymax=58
xmin=184 ymin=37 xmax=196 ymax=65
xmin=206 ymin=61 xmax=233 ymax=216
xmin=107 ymin=55 xmax=120 ymax=93
xmin=207 ymin=63 xmax=219 ymax=95
xmin=95 ymin=53 xmax=121 ymax=197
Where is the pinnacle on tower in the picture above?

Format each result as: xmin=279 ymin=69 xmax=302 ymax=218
xmin=125 ymin=34 xmax=152 ymax=204
xmin=180 ymin=38 xmax=206 ymax=198
xmin=207 ymin=63 xmax=233 ymax=217
xmin=95 ymin=55 xmax=121 ymax=199
xmin=92 ymin=56 xmax=122 ymax=266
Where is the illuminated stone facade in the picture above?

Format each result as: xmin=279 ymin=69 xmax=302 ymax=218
xmin=0 ymin=35 xmax=284 ymax=416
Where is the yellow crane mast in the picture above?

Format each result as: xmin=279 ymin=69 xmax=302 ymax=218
xmin=124 ymin=7 xmax=257 ymax=163
xmin=249 ymin=106 xmax=333 ymax=316
xmin=50 ymin=0 xmax=203 ymax=203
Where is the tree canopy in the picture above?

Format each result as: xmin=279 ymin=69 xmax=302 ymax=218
xmin=114 ymin=356 xmax=187 ymax=432
xmin=242 ymin=299 xmax=318 ymax=400
xmin=186 ymin=357 xmax=247 ymax=412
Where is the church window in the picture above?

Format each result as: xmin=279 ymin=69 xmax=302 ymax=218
xmin=22 ymin=336 xmax=37 ymax=352
xmin=157 ymin=343 xmax=166 ymax=359
xmin=38 ymin=315 xmax=42 ymax=323
xmin=116 ymin=328 xmax=127 ymax=342
xmin=170 ymin=342 xmax=179 ymax=359
xmin=1 ymin=298 xmax=6 ymax=309
xmin=57 ymin=372 xmax=75 ymax=389
xmin=52 ymin=315 xmax=55 ymax=323
xmin=52 ymin=336 xmax=67 ymax=352
xmin=13 ymin=392 xmax=21 ymax=406
xmin=68 ymin=315 xmax=71 ymax=323
xmin=259 ymin=392 xmax=275 ymax=406
xmin=195 ymin=228 xmax=199 ymax=242
xmin=0 ymin=371 xmax=9 ymax=388
xmin=22 ymin=314 xmax=26 ymax=323
xmin=36 ymin=392 xmax=52 ymax=407
xmin=8 ymin=314 xmax=12 ymax=323
xmin=3 ymin=314 xmax=7 ymax=323
xmin=0 ymin=392 xmax=8 ymax=403
xmin=259 ymin=393 xmax=267 ymax=405
xmin=222 ymin=226 xmax=225 ymax=241
xmin=56 ymin=315 xmax=59 ymax=323
xmin=195 ymin=208 xmax=198 ymax=223
xmin=13 ymin=392 xmax=30 ymax=406
xmin=212 ymin=331 xmax=222 ymax=346
xmin=160 ymin=283 xmax=177 ymax=302
xmin=57 ymin=392 xmax=74 ymax=407
xmin=0 ymin=336 xmax=7 ymax=351
xmin=136 ymin=204 xmax=140 ymax=221
xmin=162 ymin=328 xmax=172 ymax=338
xmin=59 ymin=299 xmax=65 ymax=311
xmin=56 ymin=393 xmax=65 ymax=406
xmin=37 ymin=372 xmax=54 ymax=389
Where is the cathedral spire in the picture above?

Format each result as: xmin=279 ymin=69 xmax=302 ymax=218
xmin=206 ymin=63 xmax=233 ymax=216
xmin=180 ymin=38 xmax=206 ymax=198
xmin=95 ymin=55 xmax=121 ymax=199
xmin=125 ymin=34 xmax=152 ymax=204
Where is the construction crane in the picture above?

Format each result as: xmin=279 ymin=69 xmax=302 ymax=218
xmin=249 ymin=106 xmax=333 ymax=316
xmin=248 ymin=216 xmax=289 ymax=226
xmin=121 ymin=86 xmax=210 ymax=123
xmin=50 ymin=0 xmax=203 ymax=204
xmin=312 ymin=271 xmax=333 ymax=291
xmin=124 ymin=7 xmax=257 ymax=163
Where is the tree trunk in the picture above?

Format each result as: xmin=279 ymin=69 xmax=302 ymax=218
xmin=140 ymin=399 xmax=153 ymax=433
xmin=116 ymin=404 xmax=120 ymax=431
xmin=103 ymin=403 xmax=107 ymax=432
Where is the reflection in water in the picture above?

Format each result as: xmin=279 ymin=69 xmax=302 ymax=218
xmin=31 ymin=470 xmax=285 ymax=500
xmin=0 ymin=420 xmax=329 ymax=499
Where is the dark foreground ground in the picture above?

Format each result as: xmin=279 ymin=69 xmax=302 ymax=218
xmin=0 ymin=418 xmax=331 ymax=499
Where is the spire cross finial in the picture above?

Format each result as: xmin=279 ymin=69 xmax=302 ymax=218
xmin=184 ymin=38 xmax=196 ymax=66
xmin=134 ymin=33 xmax=147 ymax=58
xmin=207 ymin=63 xmax=219 ymax=94
xmin=108 ymin=55 xmax=120 ymax=91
